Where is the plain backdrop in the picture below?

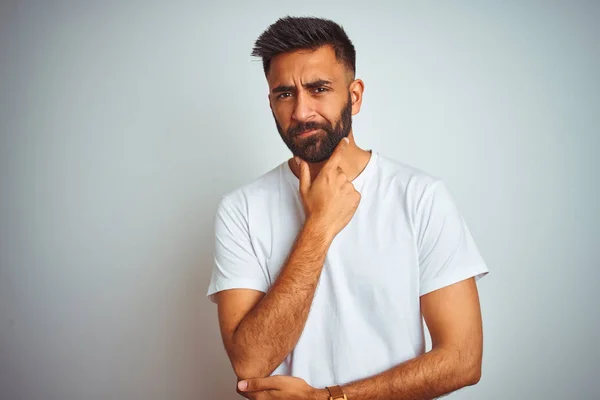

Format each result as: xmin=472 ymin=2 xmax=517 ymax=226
xmin=1 ymin=1 xmax=599 ymax=399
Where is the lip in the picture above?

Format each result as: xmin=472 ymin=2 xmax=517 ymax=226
xmin=297 ymin=129 xmax=319 ymax=137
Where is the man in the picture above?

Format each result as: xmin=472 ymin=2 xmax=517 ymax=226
xmin=207 ymin=16 xmax=489 ymax=400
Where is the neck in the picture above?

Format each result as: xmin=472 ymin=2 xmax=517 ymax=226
xmin=288 ymin=131 xmax=372 ymax=182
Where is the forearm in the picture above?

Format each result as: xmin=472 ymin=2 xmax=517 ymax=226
xmin=326 ymin=347 xmax=481 ymax=400
xmin=231 ymin=218 xmax=332 ymax=379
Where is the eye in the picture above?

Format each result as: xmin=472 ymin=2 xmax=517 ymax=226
xmin=277 ymin=92 xmax=292 ymax=100
xmin=313 ymin=87 xmax=328 ymax=94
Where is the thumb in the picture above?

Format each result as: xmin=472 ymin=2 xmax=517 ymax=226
xmin=298 ymin=158 xmax=311 ymax=195
xmin=237 ymin=380 xmax=249 ymax=391
xmin=238 ymin=376 xmax=283 ymax=392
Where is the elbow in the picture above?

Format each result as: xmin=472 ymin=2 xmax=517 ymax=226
xmin=232 ymin=358 xmax=272 ymax=381
xmin=462 ymin=358 xmax=482 ymax=387
xmin=465 ymin=366 xmax=482 ymax=386
xmin=232 ymin=360 xmax=258 ymax=381
xmin=445 ymin=345 xmax=482 ymax=388
xmin=228 ymin=336 xmax=272 ymax=380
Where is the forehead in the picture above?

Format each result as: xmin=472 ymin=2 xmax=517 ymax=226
xmin=267 ymin=45 xmax=345 ymax=86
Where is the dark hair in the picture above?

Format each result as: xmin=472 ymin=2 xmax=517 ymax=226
xmin=251 ymin=16 xmax=356 ymax=78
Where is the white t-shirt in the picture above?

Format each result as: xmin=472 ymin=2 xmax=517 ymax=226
xmin=206 ymin=151 xmax=488 ymax=388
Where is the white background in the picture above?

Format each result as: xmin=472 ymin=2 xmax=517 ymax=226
xmin=1 ymin=1 xmax=599 ymax=399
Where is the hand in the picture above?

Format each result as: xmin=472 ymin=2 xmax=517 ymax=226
xmin=237 ymin=375 xmax=328 ymax=400
xmin=297 ymin=138 xmax=361 ymax=241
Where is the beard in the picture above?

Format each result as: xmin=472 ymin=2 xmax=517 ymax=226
xmin=274 ymin=95 xmax=353 ymax=163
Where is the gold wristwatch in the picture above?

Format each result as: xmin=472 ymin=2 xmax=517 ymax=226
xmin=326 ymin=385 xmax=347 ymax=400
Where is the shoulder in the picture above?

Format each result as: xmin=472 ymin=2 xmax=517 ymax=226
xmin=374 ymin=153 xmax=443 ymax=201
xmin=218 ymin=161 xmax=287 ymax=213
xmin=374 ymin=153 xmax=467 ymax=239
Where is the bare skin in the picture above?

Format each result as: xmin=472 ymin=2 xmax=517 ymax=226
xmin=217 ymin=45 xmax=369 ymax=383
xmin=267 ymin=45 xmax=371 ymax=182
xmin=216 ymin=138 xmax=361 ymax=382
xmin=217 ymin=45 xmax=485 ymax=399
xmin=237 ymin=277 xmax=483 ymax=400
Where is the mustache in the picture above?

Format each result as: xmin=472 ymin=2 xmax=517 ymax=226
xmin=287 ymin=121 xmax=331 ymax=136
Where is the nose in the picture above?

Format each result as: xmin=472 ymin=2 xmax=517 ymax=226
xmin=291 ymin=92 xmax=315 ymax=122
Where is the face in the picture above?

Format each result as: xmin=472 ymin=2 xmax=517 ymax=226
xmin=267 ymin=45 xmax=361 ymax=163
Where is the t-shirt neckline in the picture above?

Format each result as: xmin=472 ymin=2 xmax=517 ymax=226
xmin=283 ymin=150 xmax=379 ymax=190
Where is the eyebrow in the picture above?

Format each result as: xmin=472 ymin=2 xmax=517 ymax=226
xmin=271 ymin=79 xmax=333 ymax=94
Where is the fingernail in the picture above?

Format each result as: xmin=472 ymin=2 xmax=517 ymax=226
xmin=343 ymin=137 xmax=349 ymax=143
xmin=238 ymin=381 xmax=248 ymax=391
xmin=294 ymin=156 xmax=300 ymax=166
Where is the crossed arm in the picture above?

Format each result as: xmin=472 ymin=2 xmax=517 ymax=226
xmin=215 ymin=222 xmax=483 ymax=399
xmin=323 ymin=278 xmax=483 ymax=399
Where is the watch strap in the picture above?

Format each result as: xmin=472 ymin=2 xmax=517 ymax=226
xmin=326 ymin=385 xmax=347 ymax=399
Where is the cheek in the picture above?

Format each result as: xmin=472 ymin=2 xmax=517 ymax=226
xmin=272 ymin=105 xmax=296 ymax=129
xmin=321 ymin=97 xmax=344 ymax=116
xmin=272 ymin=103 xmax=290 ymax=118
xmin=272 ymin=111 xmax=288 ymax=129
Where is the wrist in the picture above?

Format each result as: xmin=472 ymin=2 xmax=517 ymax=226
xmin=303 ymin=216 xmax=334 ymax=245
xmin=312 ymin=388 xmax=330 ymax=400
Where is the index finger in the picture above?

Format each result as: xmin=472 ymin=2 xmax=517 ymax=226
xmin=323 ymin=137 xmax=349 ymax=171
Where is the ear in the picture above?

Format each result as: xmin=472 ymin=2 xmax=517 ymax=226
xmin=268 ymin=93 xmax=273 ymax=111
xmin=349 ymin=79 xmax=365 ymax=116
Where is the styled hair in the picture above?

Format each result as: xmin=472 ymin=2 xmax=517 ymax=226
xmin=251 ymin=16 xmax=356 ymax=77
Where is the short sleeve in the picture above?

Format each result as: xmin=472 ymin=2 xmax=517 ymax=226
xmin=415 ymin=181 xmax=489 ymax=296
xmin=206 ymin=196 xmax=270 ymax=303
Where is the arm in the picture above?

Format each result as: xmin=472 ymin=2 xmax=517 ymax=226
xmin=238 ymin=277 xmax=483 ymax=400
xmin=215 ymin=138 xmax=359 ymax=380
xmin=237 ymin=177 xmax=487 ymax=399
xmin=322 ymin=277 xmax=483 ymax=399
xmin=216 ymin=217 xmax=332 ymax=380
